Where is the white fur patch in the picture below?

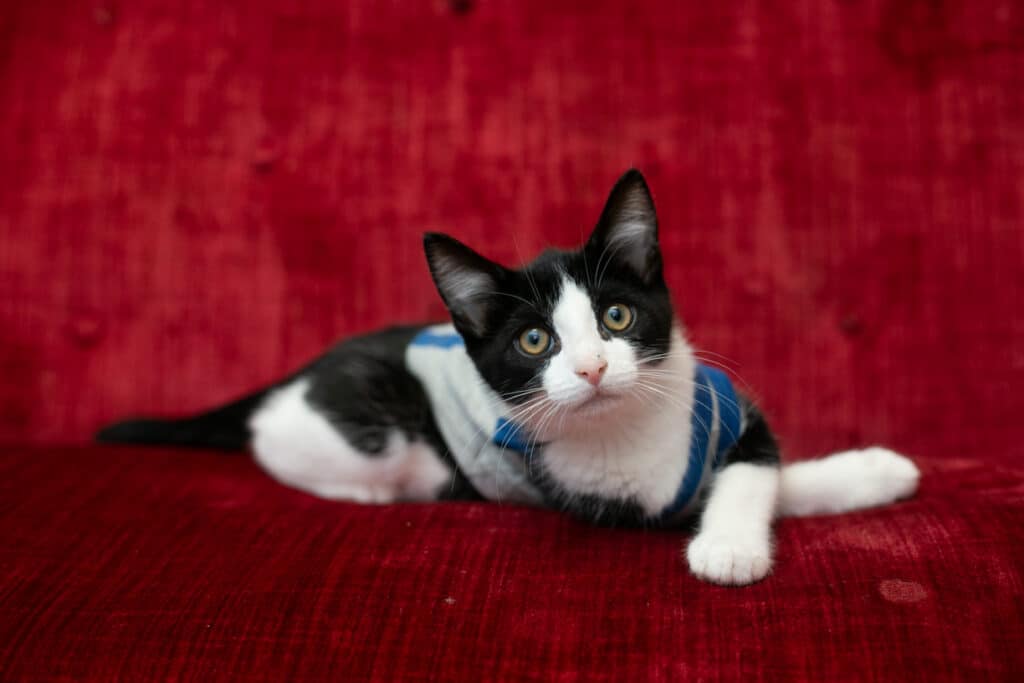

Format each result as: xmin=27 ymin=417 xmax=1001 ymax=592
xmin=248 ymin=379 xmax=452 ymax=503
xmin=687 ymin=463 xmax=780 ymax=586
xmin=531 ymin=276 xmax=699 ymax=516
xmin=777 ymin=447 xmax=920 ymax=517
xmin=541 ymin=278 xmax=638 ymax=407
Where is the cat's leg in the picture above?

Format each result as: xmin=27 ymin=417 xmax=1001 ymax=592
xmin=686 ymin=462 xmax=780 ymax=585
xmin=777 ymin=447 xmax=919 ymax=517
xmin=687 ymin=396 xmax=781 ymax=585
xmin=249 ymin=378 xmax=454 ymax=503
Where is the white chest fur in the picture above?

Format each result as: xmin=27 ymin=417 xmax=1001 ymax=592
xmin=537 ymin=336 xmax=696 ymax=517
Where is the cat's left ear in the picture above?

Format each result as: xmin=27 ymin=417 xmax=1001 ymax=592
xmin=586 ymin=169 xmax=662 ymax=283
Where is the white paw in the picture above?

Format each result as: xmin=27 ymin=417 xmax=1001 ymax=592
xmin=686 ymin=533 xmax=773 ymax=586
xmin=859 ymin=447 xmax=920 ymax=502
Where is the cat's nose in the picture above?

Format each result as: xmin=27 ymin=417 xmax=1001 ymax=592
xmin=576 ymin=358 xmax=608 ymax=386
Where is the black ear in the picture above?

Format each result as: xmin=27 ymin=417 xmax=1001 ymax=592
xmin=423 ymin=233 xmax=506 ymax=337
xmin=586 ymin=169 xmax=661 ymax=283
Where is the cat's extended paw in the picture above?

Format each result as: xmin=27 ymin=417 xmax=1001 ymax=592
xmin=858 ymin=447 xmax=920 ymax=502
xmin=686 ymin=533 xmax=773 ymax=586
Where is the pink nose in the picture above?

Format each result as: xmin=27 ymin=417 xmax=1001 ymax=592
xmin=576 ymin=358 xmax=608 ymax=386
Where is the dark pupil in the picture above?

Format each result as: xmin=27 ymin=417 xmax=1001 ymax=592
xmin=527 ymin=330 xmax=541 ymax=345
xmin=609 ymin=307 xmax=622 ymax=321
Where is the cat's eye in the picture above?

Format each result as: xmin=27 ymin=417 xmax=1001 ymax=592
xmin=602 ymin=304 xmax=634 ymax=332
xmin=517 ymin=327 xmax=552 ymax=356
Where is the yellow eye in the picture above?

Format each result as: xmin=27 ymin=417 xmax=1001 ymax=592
xmin=517 ymin=327 xmax=552 ymax=356
xmin=602 ymin=304 xmax=633 ymax=332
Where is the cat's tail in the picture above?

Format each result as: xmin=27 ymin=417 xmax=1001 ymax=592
xmin=776 ymin=447 xmax=920 ymax=518
xmin=96 ymin=388 xmax=271 ymax=451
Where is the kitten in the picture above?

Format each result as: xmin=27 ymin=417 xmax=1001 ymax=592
xmin=98 ymin=170 xmax=920 ymax=585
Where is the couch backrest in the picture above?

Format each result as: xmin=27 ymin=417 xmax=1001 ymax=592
xmin=1 ymin=1 xmax=1020 ymax=460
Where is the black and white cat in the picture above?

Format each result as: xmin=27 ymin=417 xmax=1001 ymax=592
xmin=99 ymin=170 xmax=920 ymax=586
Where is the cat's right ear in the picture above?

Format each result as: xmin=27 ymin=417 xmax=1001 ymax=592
xmin=586 ymin=169 xmax=662 ymax=284
xmin=423 ymin=233 xmax=505 ymax=338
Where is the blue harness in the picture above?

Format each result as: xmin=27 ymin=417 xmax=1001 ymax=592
xmin=410 ymin=329 xmax=742 ymax=523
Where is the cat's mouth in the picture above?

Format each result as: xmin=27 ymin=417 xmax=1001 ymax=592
xmin=571 ymin=388 xmax=624 ymax=414
xmin=541 ymin=382 xmax=632 ymax=417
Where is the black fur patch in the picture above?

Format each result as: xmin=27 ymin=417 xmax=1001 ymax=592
xmin=303 ymin=326 xmax=479 ymax=500
xmin=724 ymin=395 xmax=782 ymax=468
xmin=96 ymin=389 xmax=271 ymax=451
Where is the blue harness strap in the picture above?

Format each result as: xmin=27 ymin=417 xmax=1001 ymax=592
xmin=410 ymin=329 xmax=465 ymax=348
xmin=655 ymin=363 xmax=742 ymax=523
xmin=494 ymin=417 xmax=537 ymax=455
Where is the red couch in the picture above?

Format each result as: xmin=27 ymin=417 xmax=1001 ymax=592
xmin=2 ymin=1 xmax=1022 ymax=680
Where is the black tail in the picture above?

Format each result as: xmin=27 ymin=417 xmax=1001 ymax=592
xmin=96 ymin=389 xmax=271 ymax=451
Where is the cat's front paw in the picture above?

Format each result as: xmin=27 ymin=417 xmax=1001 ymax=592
xmin=686 ymin=533 xmax=773 ymax=586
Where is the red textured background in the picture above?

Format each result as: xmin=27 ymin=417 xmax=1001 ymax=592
xmin=1 ymin=1 xmax=1022 ymax=681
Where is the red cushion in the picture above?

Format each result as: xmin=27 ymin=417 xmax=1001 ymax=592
xmin=1 ymin=445 xmax=1022 ymax=680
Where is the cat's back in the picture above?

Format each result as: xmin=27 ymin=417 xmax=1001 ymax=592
xmin=302 ymin=323 xmax=449 ymax=444
xmin=312 ymin=324 xmax=428 ymax=367
xmin=247 ymin=322 xmax=473 ymax=501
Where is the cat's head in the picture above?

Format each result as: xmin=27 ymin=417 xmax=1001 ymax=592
xmin=424 ymin=169 xmax=691 ymax=437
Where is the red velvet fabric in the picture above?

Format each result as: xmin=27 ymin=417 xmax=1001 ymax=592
xmin=1 ymin=0 xmax=1022 ymax=680
xmin=2 ymin=446 xmax=1023 ymax=681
